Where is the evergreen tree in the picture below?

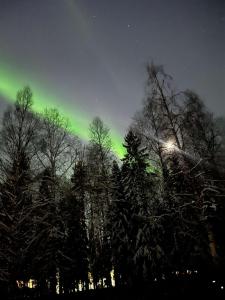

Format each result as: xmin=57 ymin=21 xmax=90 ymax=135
xmin=60 ymin=161 xmax=89 ymax=293
xmin=86 ymin=117 xmax=112 ymax=287
xmin=121 ymin=130 xmax=152 ymax=285
xmin=30 ymin=168 xmax=65 ymax=296
xmin=110 ymin=160 xmax=129 ymax=286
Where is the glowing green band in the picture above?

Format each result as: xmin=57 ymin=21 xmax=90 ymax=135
xmin=0 ymin=62 xmax=125 ymax=157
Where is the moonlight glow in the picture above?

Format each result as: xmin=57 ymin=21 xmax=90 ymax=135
xmin=164 ymin=140 xmax=176 ymax=152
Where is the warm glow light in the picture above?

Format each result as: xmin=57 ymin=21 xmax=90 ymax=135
xmin=164 ymin=140 xmax=175 ymax=151
xmin=110 ymin=269 xmax=115 ymax=287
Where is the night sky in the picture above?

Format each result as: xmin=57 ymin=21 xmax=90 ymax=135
xmin=0 ymin=0 xmax=224 ymax=144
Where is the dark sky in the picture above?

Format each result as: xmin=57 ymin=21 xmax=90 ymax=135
xmin=0 ymin=0 xmax=224 ymax=136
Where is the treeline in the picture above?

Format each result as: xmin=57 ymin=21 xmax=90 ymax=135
xmin=0 ymin=63 xmax=225 ymax=297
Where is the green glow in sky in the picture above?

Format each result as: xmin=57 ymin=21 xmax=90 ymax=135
xmin=0 ymin=63 xmax=126 ymax=158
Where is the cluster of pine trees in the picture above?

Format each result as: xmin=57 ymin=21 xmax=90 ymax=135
xmin=0 ymin=63 xmax=225 ymax=296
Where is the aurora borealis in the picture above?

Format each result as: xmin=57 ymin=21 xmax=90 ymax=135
xmin=0 ymin=62 xmax=125 ymax=158
xmin=0 ymin=0 xmax=224 ymax=158
xmin=0 ymin=2 xmax=225 ymax=298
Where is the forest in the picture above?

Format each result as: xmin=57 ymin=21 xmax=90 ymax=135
xmin=0 ymin=63 xmax=225 ymax=299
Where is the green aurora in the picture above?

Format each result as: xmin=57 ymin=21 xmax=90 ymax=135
xmin=0 ymin=63 xmax=126 ymax=158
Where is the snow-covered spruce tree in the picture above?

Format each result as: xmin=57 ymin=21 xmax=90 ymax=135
xmin=160 ymin=149 xmax=211 ymax=275
xmin=85 ymin=117 xmax=112 ymax=288
xmin=109 ymin=160 xmax=130 ymax=286
xmin=121 ymin=130 xmax=153 ymax=285
xmin=60 ymin=160 xmax=89 ymax=294
xmin=30 ymin=167 xmax=65 ymax=296
xmin=181 ymin=91 xmax=225 ymax=273
xmin=0 ymin=87 xmax=38 ymax=294
xmin=132 ymin=63 xmax=225 ymax=277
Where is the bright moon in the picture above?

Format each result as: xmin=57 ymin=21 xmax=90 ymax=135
xmin=164 ymin=140 xmax=175 ymax=151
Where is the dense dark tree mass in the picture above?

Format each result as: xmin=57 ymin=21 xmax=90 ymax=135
xmin=0 ymin=64 xmax=225 ymax=298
